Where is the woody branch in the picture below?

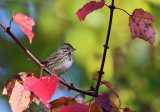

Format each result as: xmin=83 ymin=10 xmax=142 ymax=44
xmin=0 ymin=0 xmax=115 ymax=97
xmin=95 ymin=0 xmax=115 ymax=96
xmin=0 ymin=22 xmax=96 ymax=97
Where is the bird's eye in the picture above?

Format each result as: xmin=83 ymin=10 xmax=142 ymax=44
xmin=62 ymin=48 xmax=69 ymax=52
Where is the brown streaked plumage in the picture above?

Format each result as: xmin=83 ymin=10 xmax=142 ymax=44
xmin=40 ymin=43 xmax=76 ymax=76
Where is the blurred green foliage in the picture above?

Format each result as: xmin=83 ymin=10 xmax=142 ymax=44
xmin=0 ymin=0 xmax=160 ymax=112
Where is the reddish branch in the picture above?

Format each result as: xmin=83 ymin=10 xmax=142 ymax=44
xmin=0 ymin=22 xmax=95 ymax=97
xmin=0 ymin=0 xmax=116 ymax=97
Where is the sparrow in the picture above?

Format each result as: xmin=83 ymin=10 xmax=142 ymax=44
xmin=40 ymin=43 xmax=76 ymax=76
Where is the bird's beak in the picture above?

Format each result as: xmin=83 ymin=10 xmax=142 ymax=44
xmin=72 ymin=48 xmax=76 ymax=51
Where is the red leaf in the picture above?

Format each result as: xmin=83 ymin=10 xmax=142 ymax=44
xmin=95 ymin=93 xmax=110 ymax=111
xmin=109 ymin=101 xmax=119 ymax=112
xmin=6 ymin=81 xmax=31 ymax=112
xmin=2 ymin=72 xmax=40 ymax=112
xmin=49 ymin=96 xmax=77 ymax=112
xmin=58 ymin=104 xmax=88 ymax=112
xmin=13 ymin=11 xmax=35 ymax=44
xmin=129 ymin=9 xmax=156 ymax=45
xmin=23 ymin=75 xmax=59 ymax=107
xmin=76 ymin=0 xmax=105 ymax=21
xmin=103 ymin=81 xmax=118 ymax=97
xmin=102 ymin=81 xmax=121 ymax=109
xmin=123 ymin=107 xmax=133 ymax=112
xmin=90 ymin=103 xmax=104 ymax=112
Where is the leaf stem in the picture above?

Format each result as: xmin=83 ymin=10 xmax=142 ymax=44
xmin=74 ymin=93 xmax=81 ymax=99
xmin=115 ymin=7 xmax=131 ymax=16
xmin=105 ymin=4 xmax=109 ymax=8
xmin=9 ymin=18 xmax=13 ymax=28
xmin=0 ymin=22 xmax=96 ymax=97
xmin=88 ymin=97 xmax=94 ymax=107
xmin=83 ymin=98 xmax=95 ymax=104
xmin=95 ymin=0 xmax=115 ymax=96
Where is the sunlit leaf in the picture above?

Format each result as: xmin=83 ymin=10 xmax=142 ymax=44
xmin=13 ymin=11 xmax=35 ymax=43
xmin=23 ymin=75 xmax=59 ymax=107
xmin=2 ymin=72 xmax=40 ymax=112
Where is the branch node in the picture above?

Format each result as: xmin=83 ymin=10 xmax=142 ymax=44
xmin=97 ymin=71 xmax=104 ymax=75
xmin=109 ymin=5 xmax=115 ymax=9
xmin=70 ymin=83 xmax=73 ymax=86
xmin=9 ymin=18 xmax=13 ymax=28
xmin=93 ymin=90 xmax=98 ymax=97
xmin=0 ymin=16 xmax=99 ymax=97
xmin=103 ymin=45 xmax=109 ymax=49
xmin=68 ymin=83 xmax=74 ymax=91
xmin=4 ymin=27 xmax=10 ymax=33
xmin=90 ymin=86 xmax=95 ymax=91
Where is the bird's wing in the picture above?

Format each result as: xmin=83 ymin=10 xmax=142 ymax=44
xmin=40 ymin=52 xmax=60 ymax=64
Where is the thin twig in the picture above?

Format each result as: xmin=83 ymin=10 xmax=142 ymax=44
xmin=9 ymin=18 xmax=13 ymax=28
xmin=115 ymin=7 xmax=131 ymax=16
xmin=95 ymin=0 xmax=115 ymax=96
xmin=74 ymin=93 xmax=81 ymax=99
xmin=89 ymin=97 xmax=94 ymax=108
xmin=29 ymin=67 xmax=40 ymax=74
xmin=83 ymin=98 xmax=95 ymax=104
xmin=105 ymin=4 xmax=109 ymax=8
xmin=0 ymin=22 xmax=96 ymax=97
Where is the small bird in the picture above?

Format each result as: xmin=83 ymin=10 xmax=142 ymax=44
xmin=40 ymin=43 xmax=76 ymax=76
